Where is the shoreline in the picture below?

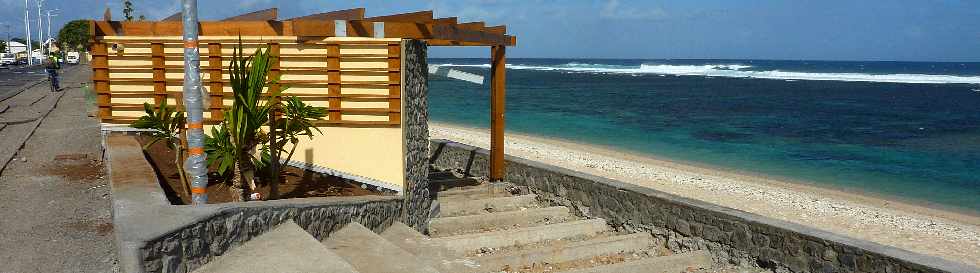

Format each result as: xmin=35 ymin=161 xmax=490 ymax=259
xmin=429 ymin=121 xmax=980 ymax=267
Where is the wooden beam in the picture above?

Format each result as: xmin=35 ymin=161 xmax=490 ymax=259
xmin=91 ymin=42 xmax=111 ymax=119
xmin=365 ymin=10 xmax=433 ymax=22
xmin=288 ymin=8 xmax=365 ymax=20
xmin=457 ymin=22 xmax=485 ymax=31
xmin=151 ymin=43 xmax=166 ymax=105
xmin=161 ymin=12 xmax=181 ymax=21
xmin=222 ymin=8 xmax=278 ymax=21
xmin=490 ymin=45 xmax=506 ymax=181
xmin=387 ymin=43 xmax=401 ymax=123
xmin=486 ymin=25 xmax=506 ymax=35
xmin=92 ymin=20 xmax=515 ymax=46
xmin=207 ymin=43 xmax=224 ymax=120
xmin=326 ymin=44 xmax=341 ymax=121
xmin=434 ymin=17 xmax=457 ymax=25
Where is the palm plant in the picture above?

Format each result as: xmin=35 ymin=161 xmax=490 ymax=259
xmin=206 ymin=38 xmax=277 ymax=201
xmin=203 ymin=38 xmax=326 ymax=202
xmin=275 ymin=96 xmax=327 ymax=165
xmin=131 ymin=101 xmax=190 ymax=197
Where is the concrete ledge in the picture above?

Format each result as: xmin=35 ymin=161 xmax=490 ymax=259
xmin=429 ymin=139 xmax=979 ymax=273
xmin=106 ymin=135 xmax=404 ymax=273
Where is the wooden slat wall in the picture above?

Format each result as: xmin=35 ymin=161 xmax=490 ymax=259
xmin=96 ymin=36 xmax=402 ymax=127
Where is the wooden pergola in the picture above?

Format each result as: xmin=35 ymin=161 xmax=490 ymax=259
xmin=91 ymin=7 xmax=515 ymax=181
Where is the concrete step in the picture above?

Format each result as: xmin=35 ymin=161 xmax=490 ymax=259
xmin=379 ymin=221 xmax=430 ymax=253
xmin=440 ymin=194 xmax=540 ymax=217
xmin=561 ymin=250 xmax=712 ymax=273
xmin=380 ymin=221 xmax=485 ymax=273
xmin=324 ymin=222 xmax=442 ymax=273
xmin=193 ymin=220 xmax=358 ymax=273
xmin=438 ymin=182 xmax=514 ymax=201
xmin=430 ymin=206 xmax=572 ymax=237
xmin=432 ymin=219 xmax=609 ymax=256
xmin=463 ymin=233 xmax=657 ymax=273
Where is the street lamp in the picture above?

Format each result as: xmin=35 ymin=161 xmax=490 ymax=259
xmin=35 ymin=0 xmax=44 ymax=57
xmin=45 ymin=9 xmax=57 ymax=54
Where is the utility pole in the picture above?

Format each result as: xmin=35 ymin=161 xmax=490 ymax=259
xmin=36 ymin=0 xmax=44 ymax=57
xmin=24 ymin=0 xmax=32 ymax=65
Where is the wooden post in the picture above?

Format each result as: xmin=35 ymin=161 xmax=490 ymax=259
xmin=388 ymin=42 xmax=401 ymax=124
xmin=490 ymin=45 xmax=506 ymax=181
xmin=326 ymin=44 xmax=341 ymax=121
xmin=207 ymin=43 xmax=224 ymax=120
xmin=91 ymin=41 xmax=111 ymax=119
xmin=151 ymin=43 xmax=167 ymax=106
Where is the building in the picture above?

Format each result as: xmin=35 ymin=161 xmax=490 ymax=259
xmin=7 ymin=41 xmax=27 ymax=55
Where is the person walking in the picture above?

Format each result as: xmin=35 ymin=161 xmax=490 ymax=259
xmin=44 ymin=54 xmax=60 ymax=92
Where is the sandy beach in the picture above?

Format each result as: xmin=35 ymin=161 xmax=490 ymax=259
xmin=429 ymin=122 xmax=980 ymax=267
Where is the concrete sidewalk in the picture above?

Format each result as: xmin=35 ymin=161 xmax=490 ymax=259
xmin=0 ymin=65 xmax=118 ymax=272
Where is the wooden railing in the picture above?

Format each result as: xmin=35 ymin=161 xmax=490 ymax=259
xmin=92 ymin=36 xmax=403 ymax=127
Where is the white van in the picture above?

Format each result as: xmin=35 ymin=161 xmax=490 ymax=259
xmin=0 ymin=53 xmax=15 ymax=66
xmin=66 ymin=52 xmax=80 ymax=64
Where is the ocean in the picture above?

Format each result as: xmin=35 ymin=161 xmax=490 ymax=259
xmin=426 ymin=58 xmax=980 ymax=213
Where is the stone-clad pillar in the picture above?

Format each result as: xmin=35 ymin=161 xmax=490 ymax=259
xmin=400 ymin=39 xmax=431 ymax=232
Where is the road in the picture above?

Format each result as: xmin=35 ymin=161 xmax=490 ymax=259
xmin=0 ymin=64 xmax=118 ymax=272
xmin=0 ymin=65 xmax=47 ymax=100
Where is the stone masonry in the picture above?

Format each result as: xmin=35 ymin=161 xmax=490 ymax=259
xmin=400 ymin=39 xmax=432 ymax=232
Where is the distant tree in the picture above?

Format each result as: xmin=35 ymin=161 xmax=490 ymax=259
xmin=0 ymin=41 xmax=6 ymax=53
xmin=123 ymin=0 xmax=135 ymax=21
xmin=57 ymin=20 xmax=91 ymax=51
xmin=139 ymin=14 xmax=146 ymax=21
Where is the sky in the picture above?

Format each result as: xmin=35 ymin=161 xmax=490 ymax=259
xmin=3 ymin=0 xmax=979 ymax=62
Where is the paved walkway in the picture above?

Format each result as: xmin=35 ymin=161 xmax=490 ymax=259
xmin=0 ymin=65 xmax=118 ymax=273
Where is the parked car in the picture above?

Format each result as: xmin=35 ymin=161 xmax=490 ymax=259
xmin=0 ymin=53 xmax=15 ymax=66
xmin=66 ymin=52 xmax=79 ymax=64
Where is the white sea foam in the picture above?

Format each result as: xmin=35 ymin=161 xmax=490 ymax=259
xmin=432 ymin=63 xmax=980 ymax=84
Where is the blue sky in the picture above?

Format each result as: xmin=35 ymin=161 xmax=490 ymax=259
xmin=6 ymin=0 xmax=980 ymax=61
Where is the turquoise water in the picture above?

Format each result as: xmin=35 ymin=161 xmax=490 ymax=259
xmin=428 ymin=58 xmax=980 ymax=212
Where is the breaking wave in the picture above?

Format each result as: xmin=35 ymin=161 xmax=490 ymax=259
xmin=432 ymin=63 xmax=980 ymax=84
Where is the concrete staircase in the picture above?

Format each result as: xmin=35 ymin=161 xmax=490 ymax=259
xmin=194 ymin=171 xmax=713 ymax=273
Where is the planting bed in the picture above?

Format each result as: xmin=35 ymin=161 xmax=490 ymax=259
xmin=136 ymin=135 xmax=382 ymax=204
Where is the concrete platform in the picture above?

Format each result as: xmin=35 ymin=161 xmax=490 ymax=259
xmin=440 ymin=194 xmax=539 ymax=216
xmin=467 ymin=233 xmax=657 ymax=273
xmin=429 ymin=206 xmax=572 ymax=237
xmin=432 ymin=219 xmax=609 ymax=255
xmin=193 ymin=221 xmax=359 ymax=273
xmin=324 ymin=222 xmax=441 ymax=273
xmin=561 ymin=250 xmax=712 ymax=273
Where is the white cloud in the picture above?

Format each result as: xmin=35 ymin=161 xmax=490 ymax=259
xmin=599 ymin=0 xmax=668 ymax=21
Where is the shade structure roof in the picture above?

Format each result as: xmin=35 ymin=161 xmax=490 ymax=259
xmin=92 ymin=7 xmax=516 ymax=47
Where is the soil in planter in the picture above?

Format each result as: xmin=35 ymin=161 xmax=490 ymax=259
xmin=136 ymin=135 xmax=380 ymax=204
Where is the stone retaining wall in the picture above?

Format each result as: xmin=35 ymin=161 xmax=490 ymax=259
xmin=106 ymin=135 xmax=404 ymax=273
xmin=428 ymin=139 xmax=977 ymax=273
xmin=140 ymin=197 xmax=402 ymax=273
